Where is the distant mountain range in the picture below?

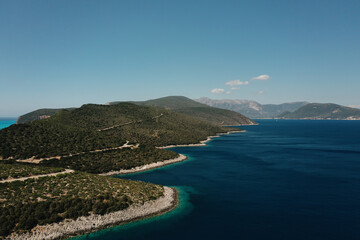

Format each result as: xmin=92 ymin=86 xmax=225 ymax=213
xmin=195 ymin=98 xmax=360 ymax=120
xmin=277 ymin=103 xmax=360 ymax=120
xmin=195 ymin=97 xmax=308 ymax=118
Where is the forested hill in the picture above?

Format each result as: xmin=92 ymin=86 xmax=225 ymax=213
xmin=0 ymin=102 xmax=232 ymax=160
xmin=108 ymin=96 xmax=257 ymax=126
xmin=277 ymin=103 xmax=360 ymax=120
xmin=16 ymin=108 xmax=75 ymax=124
xmin=0 ymin=102 xmax=242 ymax=238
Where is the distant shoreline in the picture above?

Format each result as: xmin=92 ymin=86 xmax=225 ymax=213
xmin=274 ymin=118 xmax=360 ymax=120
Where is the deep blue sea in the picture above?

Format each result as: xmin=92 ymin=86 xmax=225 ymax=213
xmin=1 ymin=119 xmax=359 ymax=240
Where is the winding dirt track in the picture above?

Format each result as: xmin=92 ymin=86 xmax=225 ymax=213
xmin=16 ymin=141 xmax=139 ymax=164
xmin=0 ymin=169 xmax=74 ymax=183
xmin=96 ymin=113 xmax=164 ymax=132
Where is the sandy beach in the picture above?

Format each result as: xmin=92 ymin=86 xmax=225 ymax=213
xmin=9 ymin=187 xmax=178 ymax=240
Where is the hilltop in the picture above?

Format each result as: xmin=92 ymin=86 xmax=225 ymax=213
xmin=16 ymin=108 xmax=75 ymax=124
xmin=196 ymin=97 xmax=308 ymax=119
xmin=16 ymin=96 xmax=256 ymax=126
xmin=277 ymin=103 xmax=360 ymax=120
xmin=108 ymin=96 xmax=256 ymax=125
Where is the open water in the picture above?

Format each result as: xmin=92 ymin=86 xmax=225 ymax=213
xmin=1 ymin=119 xmax=359 ymax=239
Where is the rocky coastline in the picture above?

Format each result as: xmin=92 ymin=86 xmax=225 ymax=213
xmin=9 ymin=187 xmax=178 ymax=240
xmin=99 ymin=154 xmax=188 ymax=176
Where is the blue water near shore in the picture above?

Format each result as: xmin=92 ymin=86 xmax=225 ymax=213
xmin=1 ymin=119 xmax=359 ymax=239
xmin=0 ymin=119 xmax=16 ymax=129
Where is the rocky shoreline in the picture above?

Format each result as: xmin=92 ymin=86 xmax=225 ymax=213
xmin=100 ymin=130 xmax=244 ymax=176
xmin=9 ymin=187 xmax=178 ymax=240
xmin=158 ymin=130 xmax=245 ymax=149
xmin=99 ymin=154 xmax=188 ymax=176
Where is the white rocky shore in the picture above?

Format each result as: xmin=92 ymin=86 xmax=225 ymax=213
xmin=9 ymin=187 xmax=177 ymax=240
xmin=99 ymin=154 xmax=188 ymax=176
xmin=100 ymin=131 xmax=243 ymax=176
xmin=158 ymin=130 xmax=245 ymax=149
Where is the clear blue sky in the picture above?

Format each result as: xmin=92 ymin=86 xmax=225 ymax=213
xmin=1 ymin=0 xmax=359 ymax=117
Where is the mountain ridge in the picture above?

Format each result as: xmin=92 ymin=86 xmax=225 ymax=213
xmin=277 ymin=103 xmax=360 ymax=120
xmin=16 ymin=96 xmax=256 ymax=126
xmin=109 ymin=96 xmax=257 ymax=126
xmin=195 ymin=97 xmax=308 ymax=118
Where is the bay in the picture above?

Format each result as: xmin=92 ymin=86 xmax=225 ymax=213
xmin=74 ymin=120 xmax=360 ymax=240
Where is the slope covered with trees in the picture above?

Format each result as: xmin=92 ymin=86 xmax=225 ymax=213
xmin=0 ymin=101 xmax=242 ymax=237
xmin=0 ymin=171 xmax=163 ymax=236
xmin=16 ymin=108 xmax=75 ymax=124
xmin=110 ymin=96 xmax=257 ymax=125
xmin=0 ymin=102 xmax=231 ymax=163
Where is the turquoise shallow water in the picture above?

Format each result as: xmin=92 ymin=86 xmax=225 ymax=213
xmin=0 ymin=119 xmax=16 ymax=129
xmin=1 ymin=119 xmax=360 ymax=240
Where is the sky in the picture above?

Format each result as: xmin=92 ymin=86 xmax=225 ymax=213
xmin=1 ymin=0 xmax=360 ymax=117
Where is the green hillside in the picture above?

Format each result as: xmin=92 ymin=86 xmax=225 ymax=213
xmin=277 ymin=103 xmax=360 ymax=120
xmin=109 ymin=96 xmax=257 ymax=125
xmin=0 ymin=103 xmax=231 ymax=164
xmin=0 ymin=101 xmax=244 ymax=237
xmin=16 ymin=108 xmax=75 ymax=124
xmin=0 ymin=169 xmax=163 ymax=236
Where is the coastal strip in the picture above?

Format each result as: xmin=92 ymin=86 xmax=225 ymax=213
xmin=157 ymin=130 xmax=245 ymax=149
xmin=9 ymin=186 xmax=178 ymax=240
xmin=99 ymin=154 xmax=188 ymax=176
xmin=101 ymin=130 xmax=244 ymax=176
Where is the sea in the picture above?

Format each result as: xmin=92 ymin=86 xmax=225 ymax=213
xmin=1 ymin=119 xmax=359 ymax=240
xmin=0 ymin=118 xmax=16 ymax=129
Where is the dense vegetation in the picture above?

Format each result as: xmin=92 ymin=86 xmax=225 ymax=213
xmin=0 ymin=163 xmax=64 ymax=180
xmin=0 ymin=120 xmax=126 ymax=159
xmin=16 ymin=108 xmax=75 ymax=124
xmin=17 ymin=96 xmax=255 ymax=126
xmin=0 ymin=171 xmax=163 ymax=237
xmin=175 ymin=106 xmax=255 ymax=126
xmin=277 ymin=103 xmax=360 ymax=120
xmin=40 ymin=146 xmax=179 ymax=174
xmin=0 ymin=103 xmax=229 ymax=160
xmin=111 ymin=96 xmax=257 ymax=125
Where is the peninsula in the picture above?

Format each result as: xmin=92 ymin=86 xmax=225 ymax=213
xmin=0 ymin=98 xmax=253 ymax=239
